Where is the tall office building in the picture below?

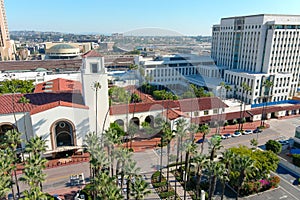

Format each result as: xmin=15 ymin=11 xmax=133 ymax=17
xmin=212 ymin=14 xmax=300 ymax=104
xmin=0 ymin=0 xmax=14 ymax=60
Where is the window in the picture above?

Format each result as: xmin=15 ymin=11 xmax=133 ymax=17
xmin=194 ymin=111 xmax=199 ymax=116
xmin=91 ymin=63 xmax=98 ymax=73
xmin=204 ymin=110 xmax=209 ymax=115
xmin=213 ymin=109 xmax=218 ymax=114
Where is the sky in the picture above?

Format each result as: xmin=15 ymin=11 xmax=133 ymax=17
xmin=5 ymin=0 xmax=300 ymax=36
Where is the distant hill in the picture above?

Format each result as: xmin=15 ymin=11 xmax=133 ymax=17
xmin=124 ymin=28 xmax=184 ymax=36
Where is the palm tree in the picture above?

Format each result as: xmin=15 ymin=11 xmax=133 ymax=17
xmin=207 ymin=161 xmax=226 ymax=200
xmin=18 ymin=96 xmax=30 ymax=142
xmin=174 ymin=118 xmax=187 ymax=197
xmin=114 ymin=147 xmax=132 ymax=180
xmin=183 ymin=140 xmax=197 ymax=200
xmin=217 ymin=82 xmax=231 ymax=134
xmin=0 ymin=149 xmax=14 ymax=200
xmin=220 ymin=149 xmax=235 ymax=200
xmin=20 ymin=153 xmax=47 ymax=199
xmin=161 ymin=122 xmax=173 ymax=191
xmin=128 ymin=122 xmax=138 ymax=149
xmin=5 ymin=129 xmax=22 ymax=198
xmin=124 ymin=160 xmax=141 ymax=200
xmin=239 ymin=82 xmax=251 ymax=130
xmin=261 ymin=80 xmax=273 ymax=127
xmin=199 ymin=124 xmax=210 ymax=154
xmin=24 ymin=136 xmax=48 ymax=192
xmin=104 ymin=127 xmax=121 ymax=177
xmin=233 ymin=155 xmax=256 ymax=200
xmin=93 ymin=81 xmax=101 ymax=137
xmin=25 ymin=136 xmax=47 ymax=155
xmin=208 ymin=135 xmax=223 ymax=161
xmin=130 ymin=176 xmax=151 ymax=200
xmin=194 ymin=153 xmax=208 ymax=199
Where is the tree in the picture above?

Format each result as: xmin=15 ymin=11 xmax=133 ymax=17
xmin=5 ymin=129 xmax=22 ymax=198
xmin=265 ymin=140 xmax=282 ymax=154
xmin=127 ymin=122 xmax=138 ymax=149
xmin=0 ymin=149 xmax=14 ymax=200
xmin=0 ymin=79 xmax=34 ymax=94
xmin=207 ymin=161 xmax=226 ymax=200
xmin=104 ymin=127 xmax=121 ymax=177
xmin=209 ymin=135 xmax=223 ymax=161
xmin=250 ymin=138 xmax=258 ymax=149
xmin=194 ymin=153 xmax=208 ymax=199
xmin=238 ymin=83 xmax=251 ymax=130
xmin=124 ymin=160 xmax=140 ymax=200
xmin=20 ymin=136 xmax=48 ymax=200
xmin=261 ymin=80 xmax=273 ymax=127
xmin=233 ymin=155 xmax=256 ymax=200
xmin=93 ymin=81 xmax=101 ymax=137
xmin=220 ymin=149 xmax=235 ymax=200
xmin=183 ymin=140 xmax=197 ymax=200
xmin=130 ymin=176 xmax=151 ymax=200
xmin=199 ymin=124 xmax=210 ymax=154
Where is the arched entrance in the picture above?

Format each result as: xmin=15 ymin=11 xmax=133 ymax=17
xmin=145 ymin=115 xmax=154 ymax=127
xmin=114 ymin=119 xmax=125 ymax=129
xmin=130 ymin=117 xmax=140 ymax=127
xmin=0 ymin=123 xmax=16 ymax=146
xmin=50 ymin=119 xmax=76 ymax=149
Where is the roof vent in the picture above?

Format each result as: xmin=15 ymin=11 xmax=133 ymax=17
xmin=44 ymin=85 xmax=53 ymax=89
xmin=45 ymin=81 xmax=53 ymax=85
xmin=44 ymin=89 xmax=53 ymax=92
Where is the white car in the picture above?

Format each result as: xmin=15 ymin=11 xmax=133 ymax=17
xmin=243 ymin=130 xmax=253 ymax=135
xmin=232 ymin=131 xmax=242 ymax=137
xmin=222 ymin=133 xmax=232 ymax=139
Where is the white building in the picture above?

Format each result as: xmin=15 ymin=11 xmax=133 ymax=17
xmin=135 ymin=54 xmax=227 ymax=94
xmin=212 ymin=14 xmax=300 ymax=104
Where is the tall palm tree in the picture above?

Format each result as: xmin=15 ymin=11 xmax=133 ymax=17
xmin=0 ymin=149 xmax=14 ymax=200
xmin=130 ymin=176 xmax=151 ymax=200
xmin=208 ymin=135 xmax=223 ymax=161
xmin=217 ymin=82 xmax=231 ymax=134
xmin=104 ymin=127 xmax=121 ymax=177
xmin=239 ymin=82 xmax=251 ymax=130
xmin=233 ymin=155 xmax=256 ymax=200
xmin=183 ymin=140 xmax=197 ymax=200
xmin=194 ymin=153 xmax=208 ymax=199
xmin=18 ymin=96 xmax=30 ymax=142
xmin=220 ymin=149 xmax=235 ymax=200
xmin=174 ymin=118 xmax=187 ymax=197
xmin=25 ymin=136 xmax=47 ymax=155
xmin=93 ymin=82 xmax=101 ymax=137
xmin=261 ymin=80 xmax=273 ymax=127
xmin=124 ymin=160 xmax=140 ymax=200
xmin=20 ymin=153 xmax=47 ymax=198
xmin=207 ymin=161 xmax=226 ymax=200
xmin=5 ymin=129 xmax=22 ymax=198
xmin=199 ymin=124 xmax=210 ymax=154
xmin=161 ymin=122 xmax=173 ymax=191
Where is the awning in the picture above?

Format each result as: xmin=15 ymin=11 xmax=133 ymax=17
xmin=44 ymin=146 xmax=82 ymax=154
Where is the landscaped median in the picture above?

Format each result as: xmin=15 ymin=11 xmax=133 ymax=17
xmin=151 ymin=171 xmax=180 ymax=200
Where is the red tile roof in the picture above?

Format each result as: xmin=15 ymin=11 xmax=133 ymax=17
xmin=0 ymin=59 xmax=82 ymax=71
xmin=82 ymin=50 xmax=103 ymax=58
xmin=34 ymin=78 xmax=82 ymax=93
xmin=163 ymin=109 xmax=188 ymax=120
xmin=0 ymin=93 xmax=86 ymax=115
xmin=110 ymin=97 xmax=228 ymax=115
xmin=191 ymin=111 xmax=252 ymax=124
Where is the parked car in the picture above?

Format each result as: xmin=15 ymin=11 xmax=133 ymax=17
xmin=222 ymin=133 xmax=232 ymax=139
xmin=53 ymin=195 xmax=62 ymax=200
xmin=243 ymin=130 xmax=253 ymax=135
xmin=196 ymin=138 xmax=208 ymax=144
xmin=278 ymin=140 xmax=289 ymax=146
xmin=232 ymin=131 xmax=242 ymax=137
xmin=253 ymin=128 xmax=263 ymax=133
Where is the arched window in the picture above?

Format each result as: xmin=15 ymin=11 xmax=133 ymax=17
xmin=51 ymin=120 xmax=76 ymax=149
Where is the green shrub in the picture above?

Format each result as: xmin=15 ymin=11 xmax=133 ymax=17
xmin=160 ymin=191 xmax=175 ymax=198
xmin=152 ymin=181 xmax=167 ymax=188
xmin=269 ymin=175 xmax=280 ymax=187
xmin=265 ymin=140 xmax=282 ymax=154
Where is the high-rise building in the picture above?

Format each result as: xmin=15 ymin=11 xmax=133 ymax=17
xmin=212 ymin=14 xmax=300 ymax=104
xmin=0 ymin=0 xmax=14 ymax=60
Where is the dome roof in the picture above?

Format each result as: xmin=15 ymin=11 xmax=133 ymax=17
xmin=49 ymin=44 xmax=77 ymax=50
